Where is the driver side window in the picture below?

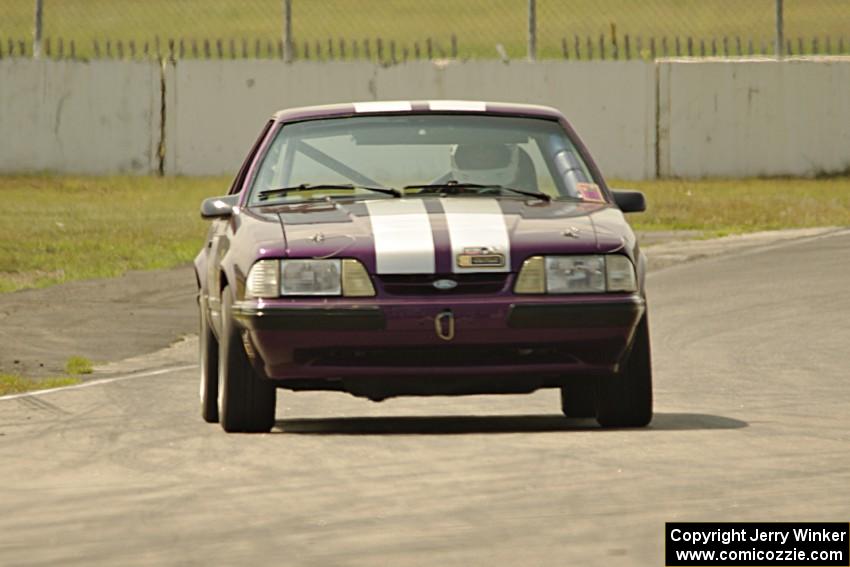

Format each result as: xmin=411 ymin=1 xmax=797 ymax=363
xmin=229 ymin=120 xmax=273 ymax=195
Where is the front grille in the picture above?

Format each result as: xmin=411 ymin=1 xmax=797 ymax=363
xmin=377 ymin=273 xmax=509 ymax=296
xmin=294 ymin=345 xmax=578 ymax=367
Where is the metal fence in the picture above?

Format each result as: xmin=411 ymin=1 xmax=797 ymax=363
xmin=2 ymin=0 xmax=848 ymax=61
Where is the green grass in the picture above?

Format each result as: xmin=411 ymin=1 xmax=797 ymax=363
xmin=2 ymin=0 xmax=848 ymax=59
xmin=0 ymin=355 xmax=102 ymax=395
xmin=65 ymin=356 xmax=94 ymax=376
xmin=1 ymin=175 xmax=849 ymax=294
xmin=619 ymin=177 xmax=850 ymax=235
xmin=0 ymin=375 xmax=81 ymax=396
xmin=0 ymin=175 xmax=228 ymax=293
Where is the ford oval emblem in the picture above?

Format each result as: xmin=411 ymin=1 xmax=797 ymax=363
xmin=433 ymin=278 xmax=458 ymax=291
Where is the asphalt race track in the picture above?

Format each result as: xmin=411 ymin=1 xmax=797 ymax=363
xmin=1 ymin=231 xmax=848 ymax=566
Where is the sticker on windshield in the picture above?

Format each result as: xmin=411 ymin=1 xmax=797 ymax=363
xmin=576 ymin=183 xmax=605 ymax=203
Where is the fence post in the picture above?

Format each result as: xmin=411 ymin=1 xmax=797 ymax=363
xmin=527 ymin=0 xmax=537 ymax=61
xmin=775 ymin=0 xmax=784 ymax=58
xmin=283 ymin=0 xmax=293 ymax=62
xmin=33 ymin=0 xmax=44 ymax=58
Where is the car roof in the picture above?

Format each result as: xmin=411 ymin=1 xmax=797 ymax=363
xmin=271 ymin=100 xmax=565 ymax=123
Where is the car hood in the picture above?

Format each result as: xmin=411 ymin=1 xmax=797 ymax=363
xmin=262 ymin=197 xmax=635 ymax=274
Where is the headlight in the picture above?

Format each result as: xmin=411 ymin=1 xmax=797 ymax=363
xmin=246 ymin=258 xmax=375 ymax=297
xmin=514 ymin=255 xmax=636 ymax=294
xmin=546 ymin=256 xmax=606 ymax=293
xmin=281 ymin=259 xmax=342 ymax=296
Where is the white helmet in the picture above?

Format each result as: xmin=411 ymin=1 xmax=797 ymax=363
xmin=450 ymin=143 xmax=519 ymax=187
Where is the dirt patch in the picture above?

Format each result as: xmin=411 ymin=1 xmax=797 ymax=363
xmin=0 ymin=264 xmax=197 ymax=377
xmin=642 ymin=227 xmax=844 ymax=271
xmin=634 ymin=230 xmax=704 ymax=247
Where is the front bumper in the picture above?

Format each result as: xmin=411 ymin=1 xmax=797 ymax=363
xmin=231 ymin=294 xmax=645 ymax=388
xmin=234 ymin=305 xmax=385 ymax=331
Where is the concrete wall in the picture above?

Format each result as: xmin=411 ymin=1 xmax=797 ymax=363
xmin=164 ymin=60 xmax=656 ymax=179
xmin=163 ymin=61 xmax=377 ymax=176
xmin=658 ymin=58 xmax=850 ymax=178
xmin=0 ymin=59 xmax=161 ymax=174
xmin=377 ymin=61 xmax=657 ymax=180
xmin=2 ymin=57 xmax=849 ymax=179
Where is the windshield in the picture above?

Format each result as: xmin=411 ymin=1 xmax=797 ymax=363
xmin=247 ymin=114 xmax=599 ymax=205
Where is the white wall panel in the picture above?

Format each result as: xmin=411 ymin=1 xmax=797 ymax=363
xmin=3 ymin=58 xmax=848 ymax=179
xmin=0 ymin=59 xmax=160 ymax=174
xmin=164 ymin=61 xmax=375 ymax=175
xmin=166 ymin=60 xmax=656 ymax=179
xmin=658 ymin=58 xmax=850 ymax=178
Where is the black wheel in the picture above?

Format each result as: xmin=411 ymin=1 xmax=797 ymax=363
xmin=199 ymin=297 xmax=219 ymax=423
xmin=560 ymin=380 xmax=596 ymax=418
xmin=218 ymin=287 xmax=276 ymax=433
xmin=596 ymin=314 xmax=653 ymax=427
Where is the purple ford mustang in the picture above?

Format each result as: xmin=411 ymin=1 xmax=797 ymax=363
xmin=195 ymin=100 xmax=651 ymax=433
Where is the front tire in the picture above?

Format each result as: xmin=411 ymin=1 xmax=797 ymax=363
xmin=595 ymin=315 xmax=653 ymax=427
xmin=218 ymin=287 xmax=276 ymax=433
xmin=560 ymin=380 xmax=596 ymax=418
xmin=199 ymin=297 xmax=219 ymax=423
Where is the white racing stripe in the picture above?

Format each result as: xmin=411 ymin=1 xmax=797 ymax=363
xmin=353 ymin=101 xmax=412 ymax=113
xmin=428 ymin=100 xmax=487 ymax=112
xmin=366 ymin=200 xmax=435 ymax=274
xmin=442 ymin=198 xmax=511 ymax=273
xmin=0 ymin=364 xmax=198 ymax=402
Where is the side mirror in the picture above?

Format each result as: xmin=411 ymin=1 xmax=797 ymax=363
xmin=200 ymin=194 xmax=240 ymax=219
xmin=611 ymin=189 xmax=646 ymax=213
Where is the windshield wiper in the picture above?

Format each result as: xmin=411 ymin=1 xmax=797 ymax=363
xmin=258 ymin=183 xmax=401 ymax=201
xmin=403 ymin=182 xmax=552 ymax=202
